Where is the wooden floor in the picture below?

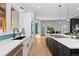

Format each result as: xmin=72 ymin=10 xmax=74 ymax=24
xmin=28 ymin=36 xmax=52 ymax=56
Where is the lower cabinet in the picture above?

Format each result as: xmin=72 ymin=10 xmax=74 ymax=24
xmin=7 ymin=43 xmax=23 ymax=56
xmin=7 ymin=36 xmax=34 ymax=56
xmin=46 ymin=37 xmax=79 ymax=56
xmin=46 ymin=37 xmax=54 ymax=55
xmin=23 ymin=37 xmax=29 ymax=56
xmin=15 ymin=48 xmax=23 ymax=56
xmin=46 ymin=37 xmax=71 ymax=56
xmin=23 ymin=36 xmax=34 ymax=56
xmin=54 ymin=41 xmax=70 ymax=56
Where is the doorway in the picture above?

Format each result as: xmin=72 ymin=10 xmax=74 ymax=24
xmin=35 ymin=23 xmax=38 ymax=35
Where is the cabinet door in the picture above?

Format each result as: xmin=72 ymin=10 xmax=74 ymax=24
xmin=14 ymin=48 xmax=23 ymax=56
xmin=54 ymin=40 xmax=64 ymax=56
xmin=58 ymin=44 xmax=64 ymax=56
xmin=63 ymin=46 xmax=70 ymax=56
xmin=46 ymin=37 xmax=50 ymax=48
xmin=46 ymin=37 xmax=55 ymax=55
xmin=23 ymin=36 xmax=33 ymax=56
xmin=48 ymin=38 xmax=52 ymax=48
xmin=7 ymin=43 xmax=23 ymax=56
xmin=22 ymin=13 xmax=31 ymax=36
xmin=54 ymin=40 xmax=59 ymax=56
xmin=50 ymin=38 xmax=54 ymax=48
xmin=55 ymin=41 xmax=70 ymax=56
xmin=49 ymin=38 xmax=55 ymax=54
xmin=23 ymin=38 xmax=28 ymax=56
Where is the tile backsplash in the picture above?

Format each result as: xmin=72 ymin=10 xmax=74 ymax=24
xmin=0 ymin=33 xmax=21 ymax=41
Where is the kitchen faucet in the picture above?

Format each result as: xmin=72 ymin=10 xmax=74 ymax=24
xmin=13 ymin=28 xmax=19 ymax=38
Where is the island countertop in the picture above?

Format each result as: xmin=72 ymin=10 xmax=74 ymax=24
xmin=46 ymin=34 xmax=79 ymax=49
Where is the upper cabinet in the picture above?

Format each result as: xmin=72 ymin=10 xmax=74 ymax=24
xmin=19 ymin=13 xmax=34 ymax=36
xmin=11 ymin=7 xmax=19 ymax=31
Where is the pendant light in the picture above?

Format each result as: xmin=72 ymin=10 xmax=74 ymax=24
xmin=58 ymin=4 xmax=61 ymax=20
xmin=67 ymin=3 xmax=70 ymax=21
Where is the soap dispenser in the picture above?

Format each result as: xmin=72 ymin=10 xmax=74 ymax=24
xmin=21 ymin=28 xmax=26 ymax=36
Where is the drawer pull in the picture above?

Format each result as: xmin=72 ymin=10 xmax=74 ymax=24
xmin=27 ymin=44 xmax=29 ymax=47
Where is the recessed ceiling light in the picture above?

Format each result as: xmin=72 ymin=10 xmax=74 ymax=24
xmin=77 ymin=8 xmax=79 ymax=10
xmin=59 ymin=5 xmax=61 ymax=7
xmin=20 ymin=6 xmax=24 ymax=10
xmin=38 ymin=6 xmax=41 ymax=9
xmin=20 ymin=6 xmax=24 ymax=12
xmin=67 ymin=19 xmax=70 ymax=21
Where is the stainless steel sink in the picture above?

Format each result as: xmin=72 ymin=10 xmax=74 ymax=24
xmin=12 ymin=36 xmax=26 ymax=40
xmin=51 ymin=35 xmax=68 ymax=38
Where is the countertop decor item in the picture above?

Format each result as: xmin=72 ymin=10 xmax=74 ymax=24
xmin=21 ymin=28 xmax=26 ymax=35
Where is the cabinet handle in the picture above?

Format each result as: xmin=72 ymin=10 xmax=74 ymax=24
xmin=27 ymin=44 xmax=29 ymax=47
xmin=13 ymin=47 xmax=23 ymax=56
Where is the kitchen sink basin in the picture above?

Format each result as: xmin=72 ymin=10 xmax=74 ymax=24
xmin=12 ymin=36 xmax=26 ymax=40
xmin=51 ymin=35 xmax=68 ymax=38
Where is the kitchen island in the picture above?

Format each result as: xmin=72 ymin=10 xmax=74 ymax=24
xmin=0 ymin=35 xmax=34 ymax=56
xmin=46 ymin=34 xmax=79 ymax=56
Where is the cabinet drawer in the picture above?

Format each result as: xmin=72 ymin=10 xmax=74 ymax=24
xmin=71 ymin=49 xmax=79 ymax=56
xmin=7 ymin=43 xmax=23 ymax=56
xmin=14 ymin=48 xmax=23 ymax=56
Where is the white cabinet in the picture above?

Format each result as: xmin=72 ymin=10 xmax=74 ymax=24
xmin=19 ymin=13 xmax=34 ymax=36
xmin=7 ymin=43 xmax=23 ymax=56
xmin=23 ymin=37 xmax=29 ymax=56
xmin=11 ymin=9 xmax=19 ymax=30
xmin=22 ymin=13 xmax=31 ymax=36
xmin=19 ymin=12 xmax=34 ymax=56
xmin=23 ymin=36 xmax=34 ymax=56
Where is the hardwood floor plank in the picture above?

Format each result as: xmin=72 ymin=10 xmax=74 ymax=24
xmin=28 ymin=36 xmax=52 ymax=56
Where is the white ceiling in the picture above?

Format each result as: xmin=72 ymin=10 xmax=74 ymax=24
xmin=0 ymin=3 xmax=6 ymax=8
xmin=21 ymin=3 xmax=79 ymax=20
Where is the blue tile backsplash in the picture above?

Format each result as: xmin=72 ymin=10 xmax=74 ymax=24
xmin=0 ymin=33 xmax=21 ymax=41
